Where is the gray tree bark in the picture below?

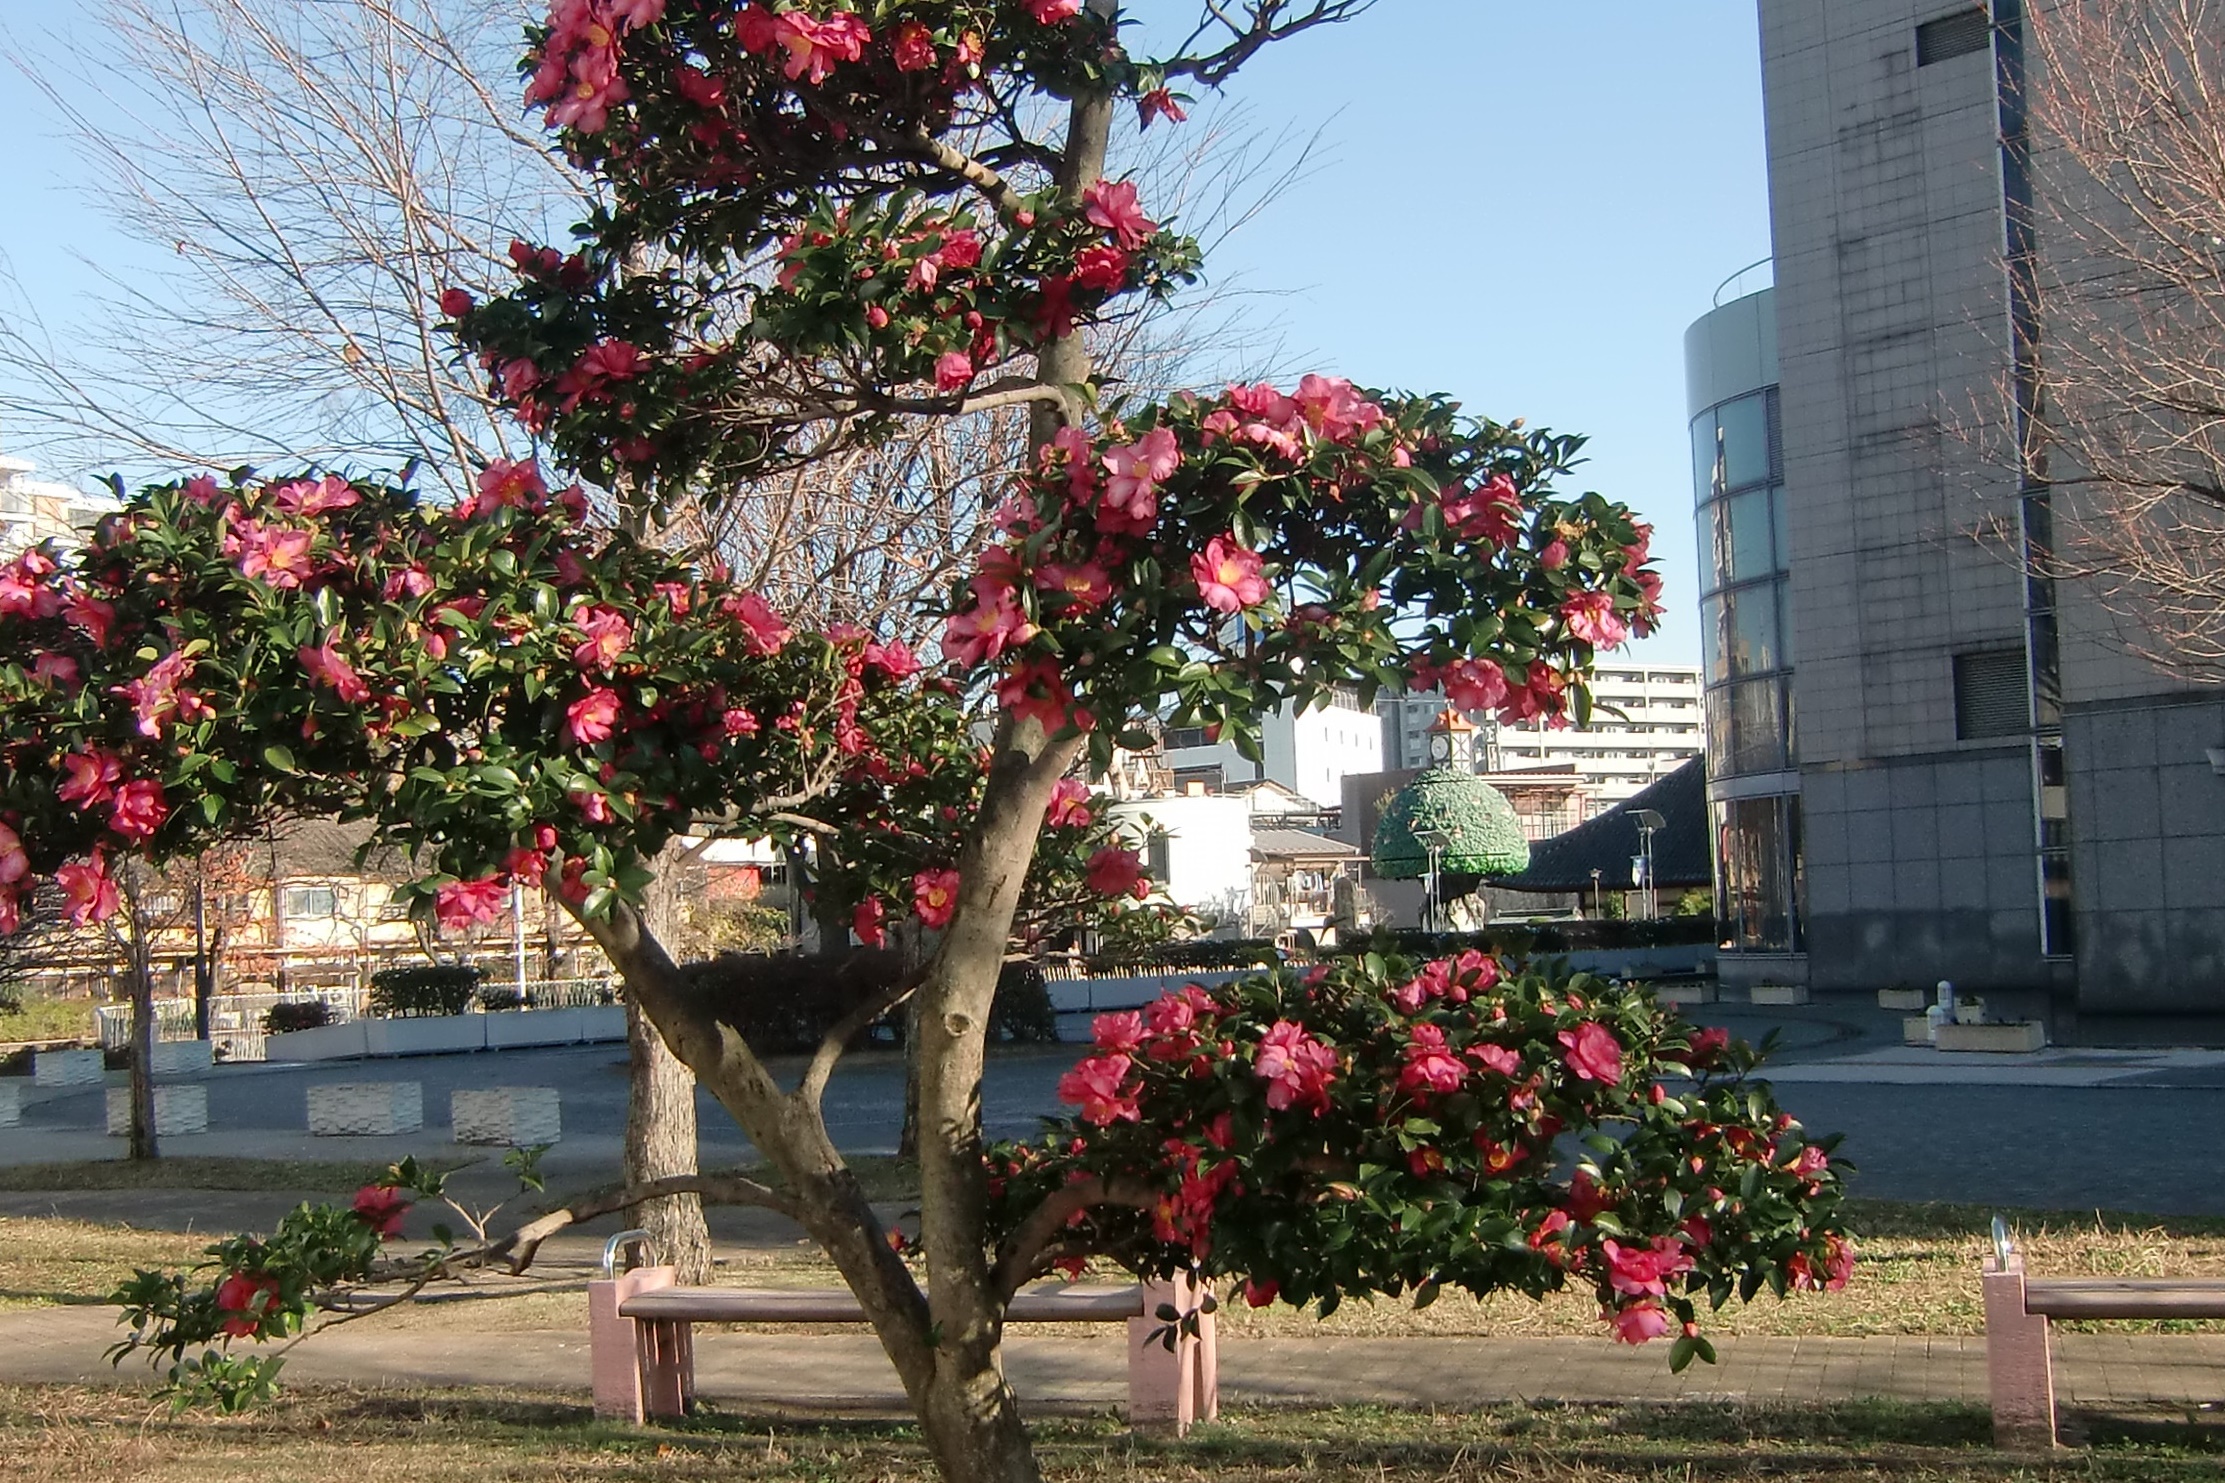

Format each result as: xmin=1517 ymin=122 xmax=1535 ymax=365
xmin=126 ymin=936 xmax=159 ymax=1161
xmin=624 ymin=996 xmax=711 ymax=1282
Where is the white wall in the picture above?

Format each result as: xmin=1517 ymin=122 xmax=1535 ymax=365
xmin=1110 ymin=797 xmax=1252 ymax=921
xmin=1160 ymin=697 xmax=1382 ymax=808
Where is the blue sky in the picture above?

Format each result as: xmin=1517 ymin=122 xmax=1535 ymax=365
xmin=0 ymin=2 xmax=1772 ymax=668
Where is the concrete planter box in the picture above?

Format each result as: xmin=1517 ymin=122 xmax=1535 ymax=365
xmin=34 ymin=1049 xmax=104 ymax=1088
xmin=483 ymin=1007 xmax=585 ymax=1050
xmin=1878 ymin=988 xmax=1929 ymax=1011
xmin=452 ymin=1087 xmax=562 ymax=1146
xmin=266 ymin=1021 xmax=369 ymax=1062
xmin=363 ymin=1016 xmax=486 ymax=1057
xmin=1748 ymin=984 xmax=1811 ymax=1006
xmin=308 ymin=1081 xmax=423 ymax=1136
xmin=0 ymin=1081 xmax=21 ymax=1127
xmin=1903 ymin=1015 xmax=1935 ymax=1046
xmin=1653 ymin=981 xmax=1717 ymax=1006
xmin=1935 ymin=1021 xmax=2047 ymax=1054
xmin=577 ymin=1005 xmax=628 ymax=1043
xmin=106 ymin=1084 xmax=210 ymax=1136
xmin=149 ymin=1040 xmax=214 ymax=1079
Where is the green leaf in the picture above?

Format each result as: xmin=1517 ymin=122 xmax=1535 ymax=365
xmin=262 ymin=745 xmax=297 ymax=773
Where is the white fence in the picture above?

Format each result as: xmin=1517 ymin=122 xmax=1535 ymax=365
xmin=94 ymin=976 xmax=617 ymax=1062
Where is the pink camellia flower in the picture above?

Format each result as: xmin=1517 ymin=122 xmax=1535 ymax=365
xmin=1027 ymin=0 xmax=1081 ymax=21
xmin=439 ymin=287 xmax=475 ymax=318
xmin=1091 ymin=1011 xmax=1144 ymax=1054
xmin=565 ymin=687 xmax=622 ymax=746
xmin=1242 ymin=1278 xmax=1278 ymax=1308
xmin=1071 ymin=245 xmax=1129 ymax=292
xmin=57 ymin=856 xmax=120 ymax=927
xmin=299 ymin=636 xmax=373 ymax=704
xmin=772 ymin=8 xmax=871 ymax=84
xmin=1605 ymin=1301 xmax=1671 ymax=1346
xmin=32 ymin=652 xmax=81 ymax=690
xmin=1082 ymin=178 xmax=1156 ymax=250
xmin=1138 ymin=87 xmax=1187 ymax=128
xmin=231 ymin=522 xmax=316 ymax=587
xmin=468 ymin=458 xmax=547 ymax=517
xmin=1045 ymin=777 xmax=1094 ymax=829
xmin=1602 ymin=1237 xmax=1694 ymax=1299
xmin=1144 ymin=983 xmax=1215 ymax=1043
xmin=435 ymin=876 xmax=509 ymax=931
xmin=1084 ymin=846 xmax=1148 ymax=900
xmin=63 ymin=594 xmax=116 ymax=648
xmin=1685 ymin=1026 xmax=1731 ymax=1066
xmin=995 ymin=657 xmax=1088 ymax=734
xmin=941 ymin=586 xmax=1035 ymax=668
xmin=108 ymin=780 xmax=169 ymax=843
xmin=1539 ymin=538 xmax=1570 ymax=570
xmin=57 ymin=750 xmax=124 ymax=809
xmin=1560 ymin=590 xmax=1630 ymax=649
xmin=912 ymin=868 xmax=961 ymax=930
xmin=0 ymin=550 xmax=62 ymax=621
xmin=725 ymin=592 xmax=792 ymax=655
xmin=1290 ymin=374 xmax=1384 ymax=443
xmin=571 ymin=605 xmax=634 ymax=673
xmin=271 ymin=474 xmax=360 ymax=517
xmin=1559 ymin=1021 xmax=1625 ymax=1085
xmin=1099 ymin=426 xmax=1179 ymax=534
xmin=0 ymin=823 xmax=29 ymax=886
xmin=1433 ymin=657 xmax=1510 ymax=713
xmin=351 ymin=1184 xmax=411 ymax=1238
xmin=889 ymin=18 xmax=935 ymax=70
xmin=181 ymin=473 xmax=223 ymax=505
xmin=851 ymin=897 xmax=888 ymax=948
xmin=553 ymin=339 xmax=643 ymax=413
xmin=1398 ymin=1023 xmax=1468 ymax=1097
xmin=1253 ymin=1019 xmax=1338 ymax=1114
xmin=0 ymin=887 xmax=20 ymax=936
xmin=1057 ymin=1051 xmax=1140 ymax=1126
xmin=1469 ymin=1042 xmax=1522 ymax=1078
xmin=1191 ymin=534 xmax=1269 ymax=614
xmin=213 ymin=1272 xmax=282 ymax=1339
xmin=1035 ymin=561 xmax=1114 ymax=612
xmin=1785 ymin=1145 xmax=1831 ymax=1179
xmin=934 ymin=349 xmax=974 ymax=392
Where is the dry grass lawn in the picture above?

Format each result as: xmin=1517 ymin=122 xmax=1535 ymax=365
xmin=8 ymin=1198 xmax=2225 ymax=1344
xmin=12 ymin=1384 xmax=2225 ymax=1483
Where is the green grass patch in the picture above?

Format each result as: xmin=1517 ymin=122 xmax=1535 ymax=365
xmin=0 ymin=994 xmax=95 ymax=1047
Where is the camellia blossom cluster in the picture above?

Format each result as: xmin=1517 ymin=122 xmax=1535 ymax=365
xmin=992 ymin=950 xmax=1851 ymax=1357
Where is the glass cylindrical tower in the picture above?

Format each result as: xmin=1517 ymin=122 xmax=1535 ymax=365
xmin=1685 ymin=274 xmax=1805 ymax=982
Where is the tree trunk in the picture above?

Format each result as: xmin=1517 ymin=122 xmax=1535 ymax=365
xmin=127 ymin=939 xmax=159 ymax=1162
xmin=625 ymin=998 xmax=712 ymax=1281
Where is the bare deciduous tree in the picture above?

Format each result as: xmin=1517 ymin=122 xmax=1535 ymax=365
xmin=2020 ymin=0 xmax=2225 ymax=675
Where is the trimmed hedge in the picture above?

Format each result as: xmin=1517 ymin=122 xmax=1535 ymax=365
xmin=367 ymin=964 xmax=483 ymax=1018
xmin=679 ymin=951 xmax=1058 ymax=1054
xmin=263 ymin=1000 xmax=335 ymax=1034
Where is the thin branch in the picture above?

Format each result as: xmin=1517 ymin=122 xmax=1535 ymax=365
xmin=991 ymin=1175 xmax=1158 ymax=1302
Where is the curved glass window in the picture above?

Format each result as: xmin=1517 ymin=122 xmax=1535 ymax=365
xmin=1717 ymin=393 xmax=1771 ymax=491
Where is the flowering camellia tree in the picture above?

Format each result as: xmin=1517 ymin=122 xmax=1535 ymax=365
xmin=13 ymin=4 xmax=1848 ymax=1481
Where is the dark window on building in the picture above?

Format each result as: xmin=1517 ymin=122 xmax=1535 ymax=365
xmin=1162 ymin=726 xmax=1214 ymax=751
xmin=1953 ymin=649 xmax=2028 ymax=739
xmin=1917 ymin=7 xmax=1991 ymax=65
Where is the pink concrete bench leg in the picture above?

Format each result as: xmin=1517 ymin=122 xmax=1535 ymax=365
xmin=589 ymin=1266 xmax=678 ymax=1423
xmin=1127 ymin=1273 xmax=1217 ymax=1433
xmin=1984 ymin=1253 xmax=2057 ymax=1449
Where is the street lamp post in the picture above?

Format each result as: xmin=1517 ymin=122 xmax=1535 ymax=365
xmin=1415 ymin=827 xmax=1453 ymax=933
xmin=1631 ymin=808 xmax=1666 ymax=920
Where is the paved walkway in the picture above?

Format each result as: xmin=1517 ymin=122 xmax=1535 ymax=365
xmin=5 ymin=1301 xmax=2221 ymax=1413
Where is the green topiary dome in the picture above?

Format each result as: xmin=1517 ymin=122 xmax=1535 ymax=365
xmin=1372 ymin=766 xmax=1531 ymax=879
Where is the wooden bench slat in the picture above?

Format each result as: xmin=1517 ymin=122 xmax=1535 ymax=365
xmin=2024 ymin=1278 xmax=2225 ymax=1319
xmin=618 ymin=1284 xmax=1146 ymax=1323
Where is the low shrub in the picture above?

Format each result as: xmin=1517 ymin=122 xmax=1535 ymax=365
xmin=263 ymin=1000 xmax=334 ymax=1035
xmin=366 ymin=964 xmax=482 ymax=1019
xmin=988 ymin=962 xmax=1058 ymax=1044
xmin=476 ymin=988 xmax=533 ymax=1013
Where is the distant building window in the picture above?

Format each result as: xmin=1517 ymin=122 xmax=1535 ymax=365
xmin=1916 ymin=7 xmax=1991 ymax=65
xmin=65 ymin=505 xmax=110 ymax=533
xmin=286 ymin=886 xmax=339 ymax=919
xmin=1953 ymin=649 xmax=2028 ymax=740
xmin=0 ymin=483 xmax=27 ymax=517
xmin=1162 ymin=726 xmax=1214 ymax=751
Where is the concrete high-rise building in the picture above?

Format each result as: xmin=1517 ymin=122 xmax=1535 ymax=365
xmin=1692 ymin=1 xmax=2225 ymax=1020
xmin=1379 ymin=668 xmax=1704 ymax=809
xmin=1160 ymin=689 xmax=1382 ymax=810
xmin=0 ymin=453 xmax=117 ymax=556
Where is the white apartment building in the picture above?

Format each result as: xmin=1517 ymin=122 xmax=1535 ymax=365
xmin=1380 ymin=666 xmax=1705 ymax=807
xmin=1160 ymin=688 xmax=1382 ymax=809
xmin=0 ymin=453 xmax=118 ymax=556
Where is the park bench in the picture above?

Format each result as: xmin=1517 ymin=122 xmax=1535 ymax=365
xmin=588 ymin=1231 xmax=1218 ymax=1433
xmin=1984 ymin=1215 xmax=2225 ymax=1447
